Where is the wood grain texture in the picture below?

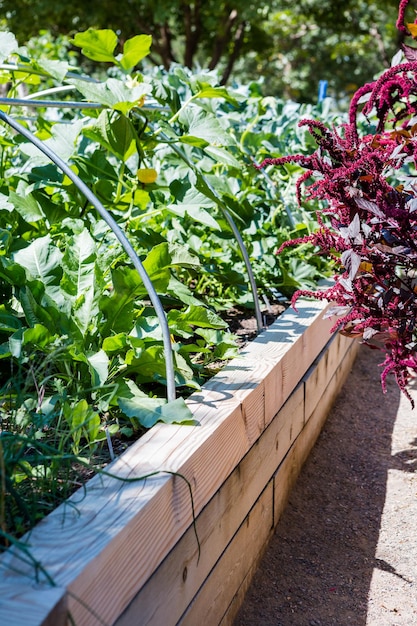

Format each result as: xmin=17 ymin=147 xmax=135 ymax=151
xmin=115 ymin=385 xmax=304 ymax=626
xmin=0 ymin=585 xmax=66 ymax=626
xmin=219 ymin=339 xmax=360 ymax=626
xmin=253 ymin=301 xmax=334 ymax=426
xmin=178 ymin=483 xmax=274 ymax=626
xmin=274 ymin=338 xmax=359 ymax=524
xmin=304 ymin=332 xmax=356 ymax=421
xmin=116 ymin=333 xmax=356 ymax=626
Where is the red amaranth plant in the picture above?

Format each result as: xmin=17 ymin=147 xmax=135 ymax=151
xmin=258 ymin=0 xmax=417 ymax=404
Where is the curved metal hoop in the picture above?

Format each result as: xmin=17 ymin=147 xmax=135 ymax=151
xmin=0 ymin=109 xmax=177 ymax=401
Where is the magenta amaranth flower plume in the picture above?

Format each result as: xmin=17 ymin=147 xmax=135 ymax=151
xmin=257 ymin=0 xmax=417 ymax=404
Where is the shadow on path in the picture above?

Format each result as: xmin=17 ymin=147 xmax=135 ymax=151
xmin=234 ymin=345 xmax=408 ymax=626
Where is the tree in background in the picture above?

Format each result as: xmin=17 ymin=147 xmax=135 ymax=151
xmin=0 ymin=0 xmax=406 ymax=101
xmin=0 ymin=0 xmax=273 ymax=85
xmin=257 ymin=0 xmax=402 ymax=101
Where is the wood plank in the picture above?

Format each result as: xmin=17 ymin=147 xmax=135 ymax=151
xmin=178 ymin=483 xmax=274 ymax=626
xmin=0 ymin=403 xmax=252 ymax=626
xmin=115 ymin=385 xmax=304 ymax=626
xmin=66 ymin=403 xmax=253 ymax=625
xmin=0 ymin=586 xmax=66 ymax=626
xmin=196 ymin=366 xmax=265 ymax=446
xmin=0 ymin=371 xmax=268 ymax=625
xmin=253 ymin=300 xmax=334 ymax=426
xmin=273 ymin=339 xmax=359 ymax=524
xmin=304 ymin=333 xmax=356 ymax=420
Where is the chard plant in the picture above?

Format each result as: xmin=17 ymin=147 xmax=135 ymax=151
xmin=258 ymin=0 xmax=417 ymax=404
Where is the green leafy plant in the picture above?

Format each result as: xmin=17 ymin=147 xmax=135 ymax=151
xmin=0 ymin=27 xmax=337 ymax=546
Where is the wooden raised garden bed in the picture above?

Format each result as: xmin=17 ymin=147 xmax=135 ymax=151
xmin=0 ymin=297 xmax=359 ymax=626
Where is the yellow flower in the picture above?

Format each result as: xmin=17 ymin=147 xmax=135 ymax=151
xmin=137 ymin=168 xmax=158 ymax=184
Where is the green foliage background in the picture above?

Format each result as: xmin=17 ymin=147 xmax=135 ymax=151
xmin=0 ymin=0 xmax=404 ymax=102
xmin=0 ymin=26 xmax=341 ymax=544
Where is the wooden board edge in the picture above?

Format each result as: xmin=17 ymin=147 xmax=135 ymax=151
xmin=177 ymin=483 xmax=274 ymax=626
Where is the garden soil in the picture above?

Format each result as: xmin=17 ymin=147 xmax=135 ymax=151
xmin=234 ymin=344 xmax=417 ymax=626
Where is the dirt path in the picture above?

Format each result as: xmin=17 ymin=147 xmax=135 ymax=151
xmin=234 ymin=345 xmax=417 ymax=626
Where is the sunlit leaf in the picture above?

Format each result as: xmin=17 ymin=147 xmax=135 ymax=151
xmin=195 ymin=86 xmax=239 ymax=106
xmin=33 ymin=59 xmax=69 ymax=82
xmin=118 ymin=395 xmax=194 ymax=428
xmin=20 ymin=120 xmax=84 ymax=165
xmin=0 ymin=31 xmax=18 ymax=63
xmin=179 ymin=108 xmax=233 ymax=147
xmin=61 ymin=229 xmax=101 ymax=335
xmin=168 ymin=188 xmax=220 ymax=229
xmin=9 ymin=188 xmax=45 ymax=222
xmin=72 ymin=29 xmax=118 ymax=63
xmin=204 ymin=145 xmax=241 ymax=168
xmin=177 ymin=305 xmax=228 ymax=330
xmin=23 ymin=324 xmax=55 ymax=348
xmin=119 ymin=34 xmax=152 ymax=71
xmin=13 ymin=235 xmax=65 ymax=308
xmin=68 ymin=77 xmax=151 ymax=113
xmin=87 ymin=349 xmax=109 ymax=387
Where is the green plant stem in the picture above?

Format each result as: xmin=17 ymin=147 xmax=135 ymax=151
xmin=114 ymin=162 xmax=126 ymax=205
xmin=152 ymin=94 xmax=196 ymax=138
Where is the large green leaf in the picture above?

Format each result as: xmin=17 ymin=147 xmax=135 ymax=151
xmin=83 ymin=111 xmax=136 ymax=161
xmin=0 ymin=312 xmax=22 ymax=334
xmin=68 ymin=77 xmax=151 ymax=113
xmin=195 ymin=85 xmax=240 ymax=106
xmin=9 ymin=185 xmax=45 ymax=223
xmin=124 ymin=344 xmax=168 ymax=380
xmin=177 ymin=305 xmax=228 ymax=330
xmin=165 ymin=243 xmax=201 ymax=268
xmin=0 ymin=257 xmax=26 ymax=286
xmin=119 ymin=34 xmax=152 ymax=71
xmin=33 ymin=59 xmax=69 ymax=82
xmin=61 ymin=229 xmax=101 ymax=336
xmin=20 ymin=121 xmax=84 ymax=166
xmin=204 ymin=146 xmax=241 ymax=168
xmin=13 ymin=235 xmax=65 ymax=308
xmin=179 ymin=108 xmax=233 ymax=147
xmin=168 ymin=188 xmax=220 ymax=230
xmin=72 ymin=29 xmax=118 ymax=63
xmin=18 ymin=284 xmax=58 ymax=329
xmin=0 ymin=31 xmax=18 ymax=63
xmin=0 ymin=193 xmax=13 ymax=213
xmin=118 ymin=395 xmax=194 ymax=428
xmin=100 ymin=265 xmax=153 ymax=336
xmin=142 ymin=242 xmax=198 ymax=277
xmin=63 ymin=399 xmax=101 ymax=453
xmin=167 ymin=276 xmax=203 ymax=306
xmin=102 ymin=332 xmax=128 ymax=354
xmin=87 ymin=349 xmax=109 ymax=387
xmin=22 ymin=324 xmax=56 ymax=348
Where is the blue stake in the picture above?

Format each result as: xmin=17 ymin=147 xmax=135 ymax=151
xmin=318 ymin=80 xmax=328 ymax=103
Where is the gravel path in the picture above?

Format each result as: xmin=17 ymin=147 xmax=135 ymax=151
xmin=234 ymin=345 xmax=417 ymax=626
